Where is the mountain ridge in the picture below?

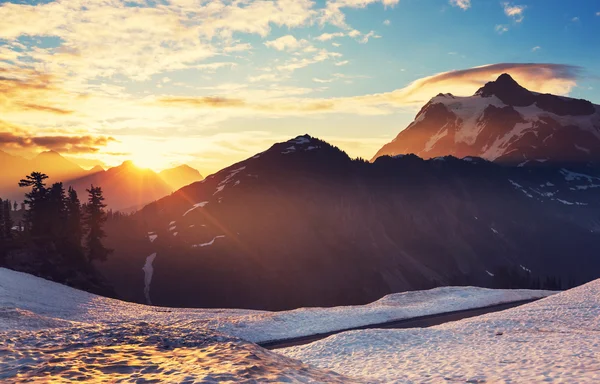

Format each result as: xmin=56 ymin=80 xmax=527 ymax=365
xmin=372 ymin=73 xmax=600 ymax=164
xmin=96 ymin=134 xmax=600 ymax=310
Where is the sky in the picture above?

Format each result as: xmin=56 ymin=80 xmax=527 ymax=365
xmin=0 ymin=0 xmax=599 ymax=174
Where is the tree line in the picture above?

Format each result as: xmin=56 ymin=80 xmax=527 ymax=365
xmin=0 ymin=171 xmax=110 ymax=263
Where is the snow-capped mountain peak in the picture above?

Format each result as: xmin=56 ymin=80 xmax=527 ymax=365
xmin=373 ymin=73 xmax=600 ymax=164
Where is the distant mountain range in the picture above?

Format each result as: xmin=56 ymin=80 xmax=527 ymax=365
xmin=99 ymin=134 xmax=600 ymax=310
xmin=372 ymin=74 xmax=600 ymax=164
xmin=8 ymin=73 xmax=600 ymax=310
xmin=0 ymin=150 xmax=203 ymax=210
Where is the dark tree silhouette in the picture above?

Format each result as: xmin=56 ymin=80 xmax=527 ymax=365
xmin=83 ymin=185 xmax=111 ymax=262
xmin=3 ymin=200 xmax=12 ymax=239
xmin=66 ymin=187 xmax=83 ymax=252
xmin=0 ymin=198 xmax=4 ymax=240
xmin=19 ymin=172 xmax=49 ymax=237
xmin=48 ymin=182 xmax=68 ymax=240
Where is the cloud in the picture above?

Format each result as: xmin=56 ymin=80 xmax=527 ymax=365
xmin=532 ymin=46 xmax=541 ymax=52
xmin=0 ymin=69 xmax=77 ymax=115
xmin=495 ymin=24 xmax=510 ymax=34
xmin=383 ymin=19 xmax=391 ymax=25
xmin=264 ymin=35 xmax=309 ymax=51
xmin=248 ymin=73 xmax=288 ymax=83
xmin=571 ymin=17 xmax=580 ymax=23
xmin=335 ymin=60 xmax=350 ymax=66
xmin=275 ymin=49 xmax=343 ymax=72
xmin=320 ymin=0 xmax=399 ymax=29
xmin=449 ymin=0 xmax=471 ymax=10
xmin=313 ymin=78 xmax=335 ymax=83
xmin=0 ymin=126 xmax=115 ymax=153
xmin=348 ymin=29 xmax=362 ymax=38
xmin=359 ymin=30 xmax=382 ymax=43
xmin=315 ymin=32 xmax=345 ymax=41
xmin=224 ymin=43 xmax=253 ymax=53
xmin=371 ymin=63 xmax=582 ymax=105
xmin=159 ymin=96 xmax=246 ymax=108
xmin=503 ymin=3 xmax=526 ymax=23
xmin=157 ymin=63 xmax=584 ymax=117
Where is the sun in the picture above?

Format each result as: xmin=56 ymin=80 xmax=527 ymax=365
xmin=129 ymin=151 xmax=167 ymax=171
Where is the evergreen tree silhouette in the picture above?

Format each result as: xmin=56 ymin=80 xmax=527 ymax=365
xmin=66 ymin=187 xmax=84 ymax=256
xmin=48 ymin=182 xmax=68 ymax=241
xmin=18 ymin=172 xmax=49 ymax=237
xmin=83 ymin=185 xmax=111 ymax=262
xmin=3 ymin=200 xmax=12 ymax=240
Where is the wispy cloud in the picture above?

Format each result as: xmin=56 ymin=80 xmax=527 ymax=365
xmin=319 ymin=0 xmax=400 ymax=29
xmin=449 ymin=0 xmax=471 ymax=10
xmin=359 ymin=31 xmax=382 ymax=44
xmin=495 ymin=24 xmax=510 ymax=34
xmin=503 ymin=3 xmax=526 ymax=23
xmin=532 ymin=46 xmax=541 ymax=52
xmin=315 ymin=32 xmax=345 ymax=41
xmin=157 ymin=63 xmax=583 ymax=116
xmin=264 ymin=35 xmax=309 ymax=51
xmin=0 ymin=123 xmax=115 ymax=153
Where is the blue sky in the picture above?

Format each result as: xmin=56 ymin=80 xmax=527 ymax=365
xmin=0 ymin=0 xmax=599 ymax=172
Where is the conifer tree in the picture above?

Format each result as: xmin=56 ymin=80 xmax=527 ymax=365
xmin=47 ymin=182 xmax=67 ymax=240
xmin=19 ymin=172 xmax=49 ymax=237
xmin=83 ymin=185 xmax=111 ymax=262
xmin=66 ymin=187 xmax=83 ymax=251
xmin=3 ymin=200 xmax=12 ymax=239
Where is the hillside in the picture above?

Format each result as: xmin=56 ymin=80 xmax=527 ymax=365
xmin=97 ymin=135 xmax=600 ymax=309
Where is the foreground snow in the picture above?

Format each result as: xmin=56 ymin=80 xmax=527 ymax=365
xmin=0 ymin=267 xmax=559 ymax=382
xmin=0 ymin=269 xmax=355 ymax=383
xmin=281 ymin=279 xmax=600 ymax=383
xmin=0 ymin=267 xmax=553 ymax=343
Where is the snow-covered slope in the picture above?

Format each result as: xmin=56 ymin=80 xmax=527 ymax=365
xmin=0 ymin=268 xmax=356 ymax=382
xmin=373 ymin=73 xmax=600 ymax=164
xmin=0 ymin=267 xmax=553 ymax=342
xmin=282 ymin=278 xmax=600 ymax=383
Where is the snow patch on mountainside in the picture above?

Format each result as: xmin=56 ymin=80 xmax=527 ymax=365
xmin=424 ymin=126 xmax=449 ymax=152
xmin=142 ymin=253 xmax=157 ymax=305
xmin=430 ymin=94 xmax=504 ymax=145
xmin=182 ymin=201 xmax=209 ymax=217
xmin=192 ymin=235 xmax=225 ymax=248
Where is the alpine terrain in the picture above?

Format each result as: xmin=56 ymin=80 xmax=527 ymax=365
xmin=99 ymin=134 xmax=600 ymax=310
xmin=372 ymin=74 xmax=600 ymax=164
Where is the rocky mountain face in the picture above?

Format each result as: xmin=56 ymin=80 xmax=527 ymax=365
xmin=372 ymin=74 xmax=600 ymax=165
xmin=99 ymin=135 xmax=600 ymax=310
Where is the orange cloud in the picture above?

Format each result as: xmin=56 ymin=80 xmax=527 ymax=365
xmin=0 ymin=124 xmax=115 ymax=154
xmin=157 ymin=63 xmax=584 ymax=116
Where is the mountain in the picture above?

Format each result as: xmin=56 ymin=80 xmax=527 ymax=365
xmin=0 ymin=148 xmax=201 ymax=210
xmin=159 ymin=164 xmax=203 ymax=190
xmin=65 ymin=161 xmax=173 ymax=211
xmin=30 ymin=150 xmax=85 ymax=178
xmin=98 ymin=135 xmax=600 ymax=310
xmin=372 ymin=74 xmax=600 ymax=165
xmin=0 ymin=150 xmax=87 ymax=201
